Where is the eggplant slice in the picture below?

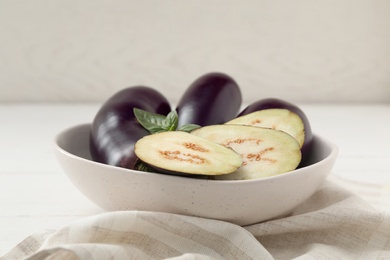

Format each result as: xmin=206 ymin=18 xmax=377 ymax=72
xmin=226 ymin=108 xmax=305 ymax=148
xmin=191 ymin=125 xmax=301 ymax=180
xmin=134 ymin=131 xmax=242 ymax=176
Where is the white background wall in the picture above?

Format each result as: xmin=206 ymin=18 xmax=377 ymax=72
xmin=1 ymin=0 xmax=389 ymax=104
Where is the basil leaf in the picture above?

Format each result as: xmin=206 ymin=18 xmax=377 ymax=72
xmin=133 ymin=108 xmax=167 ymax=134
xmin=164 ymin=110 xmax=179 ymax=131
xmin=134 ymin=108 xmax=182 ymax=134
xmin=134 ymin=160 xmax=155 ymax=172
xmin=145 ymin=125 xmax=168 ymax=134
xmin=178 ymin=124 xmax=201 ymax=133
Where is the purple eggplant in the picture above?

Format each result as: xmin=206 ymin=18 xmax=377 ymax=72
xmin=89 ymin=86 xmax=171 ymax=169
xmin=237 ymin=98 xmax=313 ymax=167
xmin=176 ymin=72 xmax=242 ymax=127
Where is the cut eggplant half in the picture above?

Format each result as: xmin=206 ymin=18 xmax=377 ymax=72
xmin=134 ymin=131 xmax=242 ymax=176
xmin=226 ymin=108 xmax=305 ymax=148
xmin=191 ymin=125 xmax=301 ymax=180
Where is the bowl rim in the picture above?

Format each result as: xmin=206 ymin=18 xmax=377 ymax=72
xmin=54 ymin=123 xmax=339 ymax=184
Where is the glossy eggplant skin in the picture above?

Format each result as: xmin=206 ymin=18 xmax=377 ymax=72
xmin=176 ymin=72 xmax=242 ymax=127
xmin=238 ymin=98 xmax=313 ymax=167
xmin=90 ymin=86 xmax=171 ymax=169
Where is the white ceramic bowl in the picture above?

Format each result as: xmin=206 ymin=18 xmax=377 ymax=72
xmin=55 ymin=123 xmax=338 ymax=226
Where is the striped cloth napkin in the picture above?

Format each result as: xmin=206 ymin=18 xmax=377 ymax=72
xmin=2 ymin=181 xmax=390 ymax=260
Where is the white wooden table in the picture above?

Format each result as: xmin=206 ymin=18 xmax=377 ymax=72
xmin=1 ymin=103 xmax=389 ymax=255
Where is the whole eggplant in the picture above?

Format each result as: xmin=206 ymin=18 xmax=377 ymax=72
xmin=176 ymin=72 xmax=242 ymax=127
xmin=90 ymin=86 xmax=171 ymax=169
xmin=238 ymin=98 xmax=313 ymax=167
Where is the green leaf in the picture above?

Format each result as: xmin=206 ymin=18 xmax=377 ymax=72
xmin=134 ymin=160 xmax=155 ymax=172
xmin=178 ymin=124 xmax=201 ymax=133
xmin=164 ymin=110 xmax=179 ymax=131
xmin=133 ymin=108 xmax=180 ymax=134
xmin=133 ymin=108 xmax=167 ymax=134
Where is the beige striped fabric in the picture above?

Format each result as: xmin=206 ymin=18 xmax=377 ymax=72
xmin=2 ymin=181 xmax=390 ymax=260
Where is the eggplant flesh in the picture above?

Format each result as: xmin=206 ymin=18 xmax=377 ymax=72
xmin=226 ymin=108 xmax=305 ymax=148
xmin=191 ymin=125 xmax=302 ymax=180
xmin=176 ymin=72 xmax=242 ymax=127
xmin=238 ymin=98 xmax=313 ymax=167
xmin=134 ymin=131 xmax=242 ymax=176
xmin=90 ymin=86 xmax=171 ymax=169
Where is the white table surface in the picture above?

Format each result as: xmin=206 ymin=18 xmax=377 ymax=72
xmin=1 ymin=103 xmax=390 ymax=255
